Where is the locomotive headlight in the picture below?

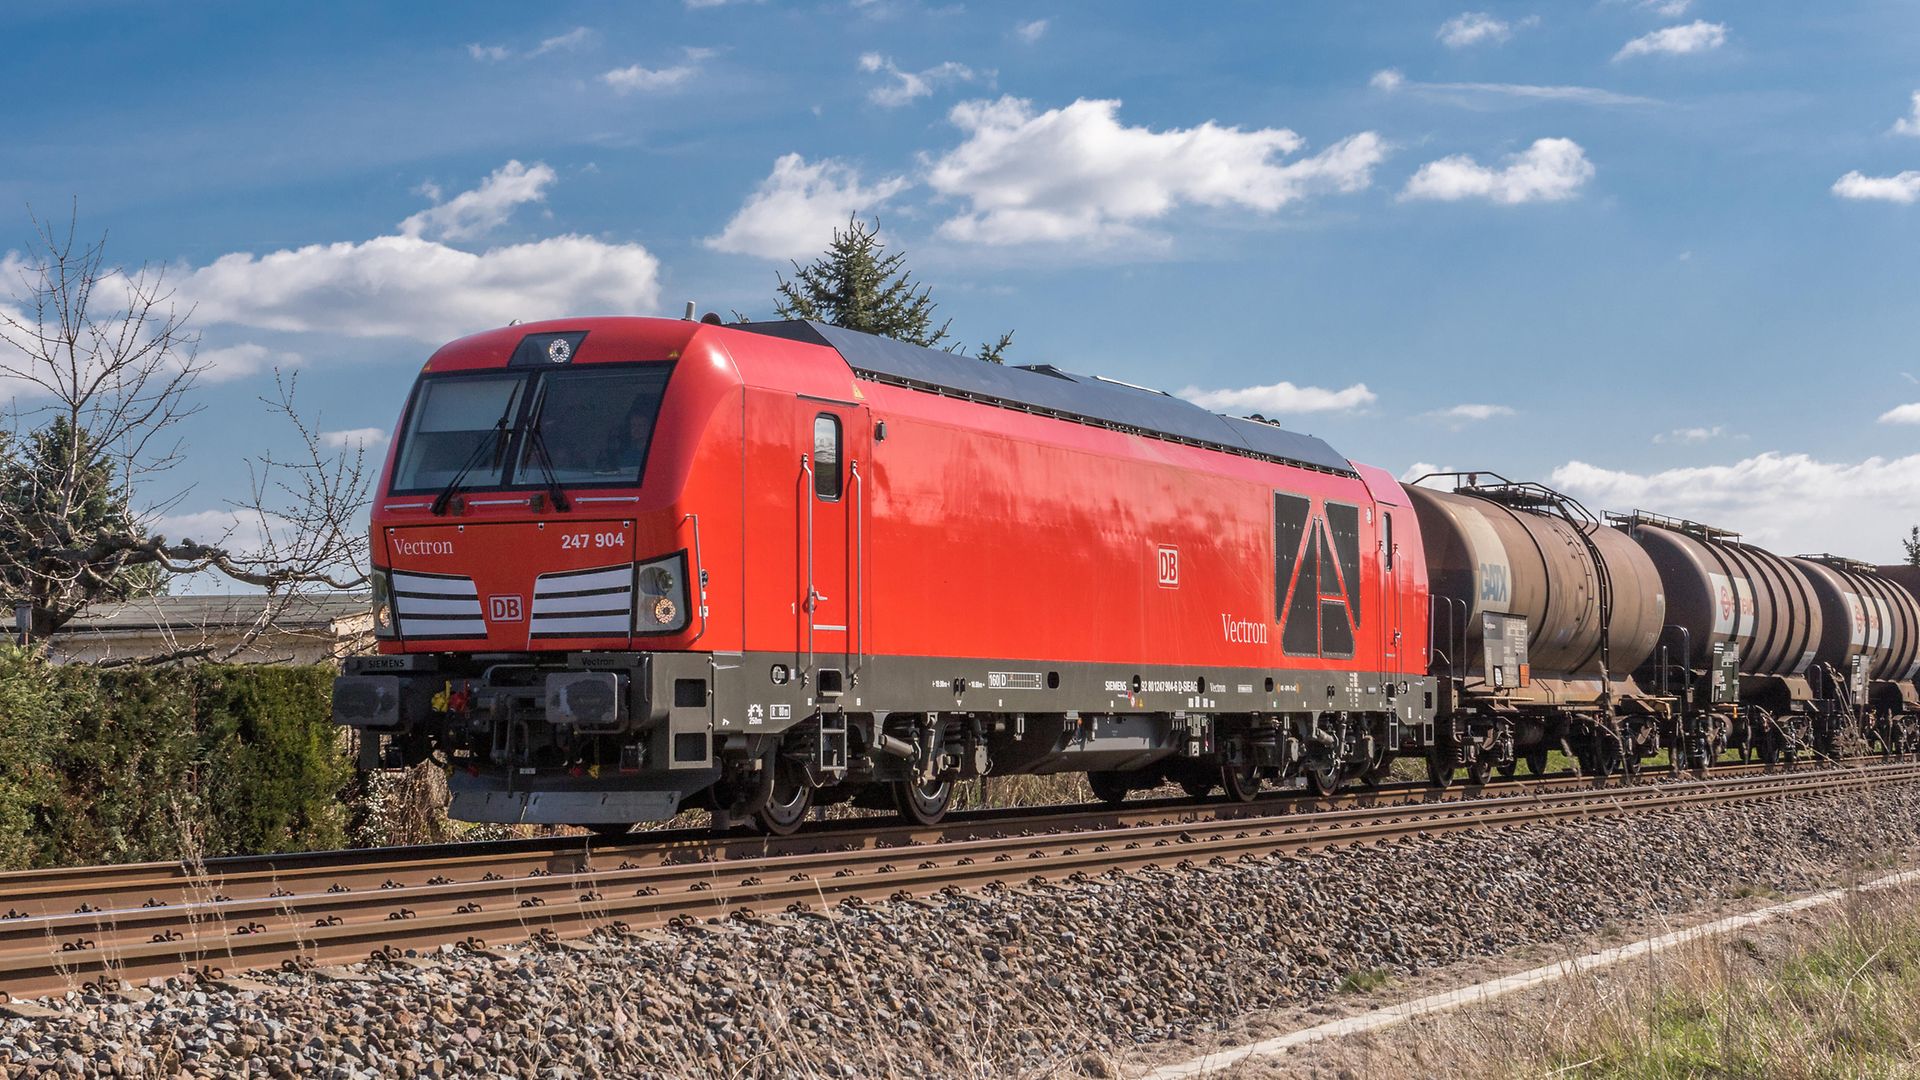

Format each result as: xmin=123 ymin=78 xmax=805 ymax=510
xmin=633 ymin=553 xmax=689 ymax=634
xmin=370 ymin=569 xmax=397 ymax=639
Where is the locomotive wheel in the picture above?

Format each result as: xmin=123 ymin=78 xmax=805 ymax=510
xmin=1525 ymin=747 xmax=1550 ymax=777
xmin=1220 ymin=761 xmax=1262 ymax=802
xmin=709 ymin=758 xmax=776 ymax=828
xmin=891 ymin=777 xmax=954 ymax=826
xmin=755 ymin=762 xmax=813 ymax=836
xmin=1086 ymin=770 xmax=1130 ymax=807
xmin=1426 ymin=753 xmax=1454 ymax=790
xmin=1177 ymin=765 xmax=1217 ymax=799
xmin=1303 ymin=761 xmax=1339 ymax=798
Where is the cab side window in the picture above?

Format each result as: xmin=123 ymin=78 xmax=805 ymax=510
xmin=813 ymin=414 xmax=842 ymax=500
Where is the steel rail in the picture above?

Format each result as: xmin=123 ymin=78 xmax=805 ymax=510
xmin=0 ymin=757 xmax=1882 ymax=920
xmin=3 ymin=761 xmax=1913 ymax=1002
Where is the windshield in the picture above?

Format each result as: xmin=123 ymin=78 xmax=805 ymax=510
xmin=518 ymin=367 xmax=672 ymax=485
xmin=390 ymin=373 xmax=529 ymax=492
xmin=389 ymin=365 xmax=672 ymax=494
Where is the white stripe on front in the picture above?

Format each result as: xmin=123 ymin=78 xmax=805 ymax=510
xmin=532 ymin=592 xmax=633 ymax=615
xmin=401 ymin=619 xmax=488 ymax=637
xmin=531 ymin=614 xmax=630 ymax=635
xmin=395 ymin=596 xmax=485 ymax=617
xmin=392 ymin=573 xmax=479 ymax=597
xmin=537 ymin=568 xmax=633 ymax=593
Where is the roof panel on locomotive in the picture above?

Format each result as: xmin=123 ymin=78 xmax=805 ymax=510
xmin=733 ymin=320 xmax=1356 ymax=476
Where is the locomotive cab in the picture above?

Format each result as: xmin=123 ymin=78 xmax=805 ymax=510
xmin=335 ymin=321 xmax=737 ymax=827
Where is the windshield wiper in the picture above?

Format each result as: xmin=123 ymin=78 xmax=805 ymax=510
xmin=523 ymin=424 xmax=572 ymax=513
xmin=430 ymin=392 xmax=521 ymax=516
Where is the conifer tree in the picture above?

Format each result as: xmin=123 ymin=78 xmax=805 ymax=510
xmin=774 ymin=216 xmax=955 ymax=348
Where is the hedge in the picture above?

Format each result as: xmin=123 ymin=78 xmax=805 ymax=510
xmin=0 ymin=647 xmax=354 ymax=869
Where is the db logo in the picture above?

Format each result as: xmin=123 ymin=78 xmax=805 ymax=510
xmin=1719 ymin=584 xmax=1734 ymax=621
xmin=1157 ymin=545 xmax=1180 ymax=589
xmin=489 ymin=595 xmax=524 ymax=622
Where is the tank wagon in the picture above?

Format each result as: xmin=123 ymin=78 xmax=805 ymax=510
xmin=1409 ymin=476 xmax=1669 ymax=782
xmin=1609 ymin=513 xmax=1920 ymax=764
xmin=1873 ymin=564 xmax=1920 ymax=753
xmin=331 ymin=315 xmax=1914 ymax=833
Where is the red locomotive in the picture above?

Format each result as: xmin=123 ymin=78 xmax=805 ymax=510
xmin=335 ymin=317 xmax=1437 ymax=831
xmin=333 ymin=316 xmax=1920 ymax=833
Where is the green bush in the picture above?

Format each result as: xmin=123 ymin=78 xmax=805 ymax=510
xmin=0 ymin=647 xmax=354 ymax=869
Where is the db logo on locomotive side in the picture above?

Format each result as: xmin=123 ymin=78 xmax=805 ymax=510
xmin=489 ymin=595 xmax=524 ymax=622
xmin=1157 ymin=545 xmax=1180 ymax=588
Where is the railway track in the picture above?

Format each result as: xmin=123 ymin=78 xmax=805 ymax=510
xmin=2 ymin=759 xmax=1912 ymax=1003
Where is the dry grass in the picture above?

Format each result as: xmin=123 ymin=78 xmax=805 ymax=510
xmin=1524 ymin=886 xmax=1920 ymax=1079
xmin=1295 ymin=882 xmax=1920 ymax=1080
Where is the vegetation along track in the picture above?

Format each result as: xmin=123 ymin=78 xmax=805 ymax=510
xmin=2 ymin=760 xmax=1913 ymax=1002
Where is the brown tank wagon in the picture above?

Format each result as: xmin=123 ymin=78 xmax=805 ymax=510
xmin=1407 ymin=475 xmax=1669 ymax=783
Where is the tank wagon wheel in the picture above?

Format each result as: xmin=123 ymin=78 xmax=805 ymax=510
xmin=1524 ymin=747 xmax=1551 ymax=777
xmin=891 ymin=777 xmax=954 ymax=826
xmin=1086 ymin=770 xmax=1130 ymax=807
xmin=585 ymin=823 xmax=635 ymax=841
xmin=1217 ymin=760 xmax=1262 ymax=802
xmin=755 ymin=762 xmax=814 ymax=836
xmin=1465 ymin=757 xmax=1495 ymax=787
xmin=1425 ymin=753 xmax=1454 ymax=790
xmin=1495 ymin=759 xmax=1518 ymax=781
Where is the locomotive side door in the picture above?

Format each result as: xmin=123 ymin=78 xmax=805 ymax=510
xmin=1382 ymin=507 xmax=1404 ymax=683
xmin=799 ymin=400 xmax=869 ymax=697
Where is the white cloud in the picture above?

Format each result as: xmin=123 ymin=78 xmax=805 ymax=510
xmin=601 ymin=48 xmax=711 ymax=93
xmin=1428 ymin=403 xmax=1514 ymax=423
xmin=1638 ymin=0 xmax=1691 ymax=15
xmin=399 ymin=160 xmax=556 ymax=242
xmin=1370 ymin=69 xmax=1406 ymax=92
xmin=1892 ymin=92 xmax=1920 ymax=137
xmin=858 ymin=53 xmax=977 ymax=108
xmin=151 ymin=509 xmax=281 ymax=560
xmin=1880 ymin=404 xmax=1920 ymax=424
xmin=320 ymin=427 xmax=389 ymax=450
xmin=467 ymin=28 xmax=591 ymax=63
xmin=926 ymin=96 xmax=1386 ymax=245
xmin=531 ymin=28 xmax=593 ymax=56
xmin=1653 ymin=425 xmax=1728 ymax=444
xmin=1014 ymin=19 xmax=1048 ymax=43
xmin=1832 ymin=171 xmax=1920 ymax=204
xmin=1614 ymin=20 xmax=1727 ymax=61
xmin=176 ymin=234 xmax=660 ymax=343
xmin=1438 ymin=13 xmax=1512 ymax=48
xmin=1370 ymin=68 xmax=1659 ymax=107
xmin=1402 ymin=137 xmax=1594 ymax=204
xmin=1551 ymin=452 xmax=1920 ymax=559
xmin=1400 ymin=462 xmax=1454 ymax=484
xmin=1178 ymin=380 xmax=1376 ymax=415
xmin=197 ymin=343 xmax=300 ymax=384
xmin=704 ymin=154 xmax=910 ymax=260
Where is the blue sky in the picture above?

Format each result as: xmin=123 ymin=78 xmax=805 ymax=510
xmin=4 ymin=0 xmax=1920 ymax=564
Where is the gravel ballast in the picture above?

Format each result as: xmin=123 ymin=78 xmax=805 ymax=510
xmin=6 ymin=782 xmax=1920 ymax=1078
